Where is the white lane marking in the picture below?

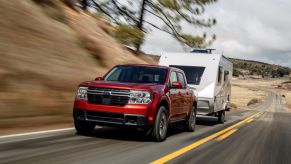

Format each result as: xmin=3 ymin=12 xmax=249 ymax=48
xmin=0 ymin=128 xmax=74 ymax=139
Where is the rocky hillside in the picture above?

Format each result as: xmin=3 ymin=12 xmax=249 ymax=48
xmin=0 ymin=0 xmax=155 ymax=133
xmin=229 ymin=58 xmax=291 ymax=77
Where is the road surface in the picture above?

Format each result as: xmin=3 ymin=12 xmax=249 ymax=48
xmin=0 ymin=91 xmax=290 ymax=164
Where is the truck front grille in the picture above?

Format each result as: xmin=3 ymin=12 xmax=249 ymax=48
xmin=86 ymin=110 xmax=124 ymax=124
xmin=87 ymin=87 xmax=130 ymax=106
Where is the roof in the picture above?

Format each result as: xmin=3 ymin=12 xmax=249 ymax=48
xmin=161 ymin=52 xmax=232 ymax=64
xmin=116 ymin=64 xmax=170 ymax=69
xmin=115 ymin=64 xmax=185 ymax=73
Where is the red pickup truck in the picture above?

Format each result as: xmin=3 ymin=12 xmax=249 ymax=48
xmin=73 ymin=64 xmax=197 ymax=141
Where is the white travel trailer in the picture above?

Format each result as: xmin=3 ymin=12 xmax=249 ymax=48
xmin=159 ymin=50 xmax=233 ymax=123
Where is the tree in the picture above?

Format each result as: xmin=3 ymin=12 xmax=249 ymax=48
xmin=78 ymin=0 xmax=217 ymax=52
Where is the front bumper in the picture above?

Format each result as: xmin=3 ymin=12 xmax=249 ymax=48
xmin=73 ymin=109 xmax=148 ymax=127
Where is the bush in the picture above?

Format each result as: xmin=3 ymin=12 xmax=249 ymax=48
xmin=282 ymin=81 xmax=291 ymax=84
xmin=233 ymin=69 xmax=240 ymax=77
xmin=230 ymin=103 xmax=238 ymax=109
xmin=247 ymin=98 xmax=259 ymax=106
xmin=276 ymin=67 xmax=290 ymax=77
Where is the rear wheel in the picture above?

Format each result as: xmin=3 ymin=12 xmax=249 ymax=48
xmin=218 ymin=110 xmax=225 ymax=124
xmin=74 ymin=120 xmax=95 ymax=135
xmin=152 ymin=106 xmax=168 ymax=142
xmin=184 ymin=106 xmax=196 ymax=132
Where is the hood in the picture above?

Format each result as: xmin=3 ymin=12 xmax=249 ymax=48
xmin=79 ymin=80 xmax=164 ymax=91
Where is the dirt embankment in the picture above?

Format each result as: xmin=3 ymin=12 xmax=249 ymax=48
xmin=0 ymin=0 xmax=155 ymax=134
xmin=276 ymin=82 xmax=291 ymax=110
xmin=232 ymin=78 xmax=291 ymax=110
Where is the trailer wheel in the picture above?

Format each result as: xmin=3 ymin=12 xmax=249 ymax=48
xmin=218 ymin=110 xmax=225 ymax=124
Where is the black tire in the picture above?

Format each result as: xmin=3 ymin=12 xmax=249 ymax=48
xmin=184 ymin=106 xmax=196 ymax=132
xmin=152 ymin=106 xmax=168 ymax=142
xmin=218 ymin=110 xmax=225 ymax=124
xmin=74 ymin=120 xmax=95 ymax=135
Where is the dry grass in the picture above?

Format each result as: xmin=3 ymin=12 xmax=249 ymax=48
xmin=64 ymin=6 xmax=148 ymax=67
xmin=231 ymin=85 xmax=267 ymax=109
xmin=232 ymin=78 xmax=286 ymax=88
xmin=0 ymin=0 xmax=154 ymax=134
xmin=232 ymin=78 xmax=291 ymax=110
xmin=278 ymin=90 xmax=291 ymax=110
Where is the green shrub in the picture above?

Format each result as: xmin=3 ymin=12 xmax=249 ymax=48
xmin=114 ymin=25 xmax=144 ymax=47
xmin=233 ymin=69 xmax=241 ymax=77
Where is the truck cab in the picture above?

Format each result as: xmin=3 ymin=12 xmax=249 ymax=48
xmin=73 ymin=64 xmax=197 ymax=141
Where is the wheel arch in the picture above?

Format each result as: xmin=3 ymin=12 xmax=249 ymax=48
xmin=157 ymin=95 xmax=171 ymax=118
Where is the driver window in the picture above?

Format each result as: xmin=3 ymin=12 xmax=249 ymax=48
xmin=170 ymin=71 xmax=178 ymax=83
xmin=177 ymin=72 xmax=186 ymax=88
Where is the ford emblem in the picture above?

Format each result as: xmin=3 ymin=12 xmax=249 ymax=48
xmin=103 ymin=91 xmax=111 ymax=96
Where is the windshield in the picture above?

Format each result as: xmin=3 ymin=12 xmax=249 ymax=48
xmin=170 ymin=65 xmax=205 ymax=85
xmin=104 ymin=66 xmax=168 ymax=84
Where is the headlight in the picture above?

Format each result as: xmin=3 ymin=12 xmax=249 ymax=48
xmin=76 ymin=87 xmax=88 ymax=100
xmin=128 ymin=90 xmax=152 ymax=104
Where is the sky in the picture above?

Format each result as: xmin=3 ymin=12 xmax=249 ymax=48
xmin=141 ymin=0 xmax=291 ymax=67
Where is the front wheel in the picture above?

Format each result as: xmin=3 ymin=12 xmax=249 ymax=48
xmin=152 ymin=106 xmax=168 ymax=142
xmin=184 ymin=106 xmax=196 ymax=132
xmin=74 ymin=120 xmax=95 ymax=135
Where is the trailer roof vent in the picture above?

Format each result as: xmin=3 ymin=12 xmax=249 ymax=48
xmin=191 ymin=49 xmax=216 ymax=54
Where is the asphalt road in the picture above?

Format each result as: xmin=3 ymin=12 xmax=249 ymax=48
xmin=0 ymin=91 xmax=290 ymax=164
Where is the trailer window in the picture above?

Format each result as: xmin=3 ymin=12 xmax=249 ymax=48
xmin=224 ymin=71 xmax=229 ymax=81
xmin=170 ymin=65 xmax=205 ymax=85
xmin=218 ymin=66 xmax=223 ymax=84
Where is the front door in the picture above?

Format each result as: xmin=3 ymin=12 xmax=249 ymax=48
xmin=169 ymin=71 xmax=181 ymax=120
xmin=177 ymin=72 xmax=189 ymax=118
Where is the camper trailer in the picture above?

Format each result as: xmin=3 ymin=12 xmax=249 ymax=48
xmin=159 ymin=50 xmax=233 ymax=123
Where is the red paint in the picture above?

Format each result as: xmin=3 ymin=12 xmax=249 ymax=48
xmin=73 ymin=64 xmax=197 ymax=126
xmin=171 ymin=81 xmax=182 ymax=89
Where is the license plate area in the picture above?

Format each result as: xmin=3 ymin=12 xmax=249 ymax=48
xmin=101 ymin=97 xmax=111 ymax=105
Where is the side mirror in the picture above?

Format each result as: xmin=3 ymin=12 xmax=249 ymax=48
xmin=95 ymin=77 xmax=103 ymax=81
xmin=171 ymin=81 xmax=182 ymax=89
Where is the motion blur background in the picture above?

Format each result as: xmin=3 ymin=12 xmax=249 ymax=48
xmin=0 ymin=0 xmax=160 ymax=134
xmin=0 ymin=0 xmax=290 ymax=135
